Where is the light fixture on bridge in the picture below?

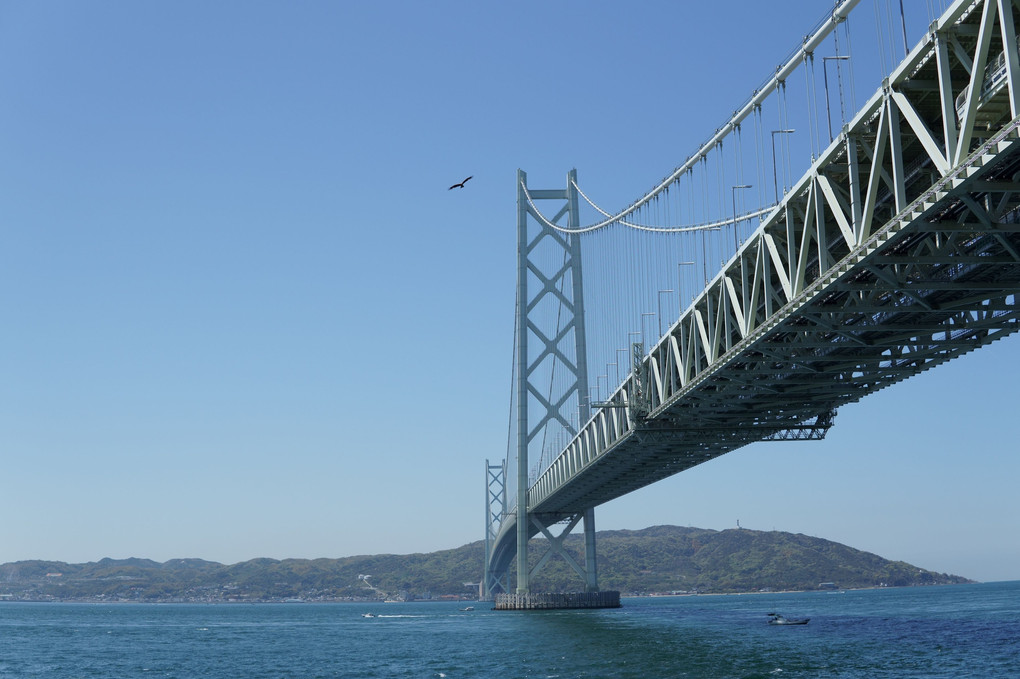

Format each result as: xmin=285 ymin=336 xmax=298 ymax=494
xmin=731 ymin=185 xmax=753 ymax=250
xmin=641 ymin=312 xmax=656 ymax=347
xmin=823 ymin=56 xmax=850 ymax=142
xmin=770 ymin=129 xmax=796 ymax=203
xmin=677 ymin=261 xmax=694 ymax=311
xmin=616 ymin=348 xmax=629 ymax=387
xmin=657 ymin=289 xmax=674 ymax=337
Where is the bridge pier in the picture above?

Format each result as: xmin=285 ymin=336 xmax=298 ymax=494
xmin=493 ymin=591 xmax=620 ymax=611
xmin=583 ymin=507 xmax=598 ymax=592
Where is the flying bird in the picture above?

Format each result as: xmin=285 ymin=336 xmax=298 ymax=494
xmin=448 ymin=176 xmax=473 ymax=190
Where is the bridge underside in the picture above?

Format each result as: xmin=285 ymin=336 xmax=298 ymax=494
xmin=533 ymin=132 xmax=1020 ymax=518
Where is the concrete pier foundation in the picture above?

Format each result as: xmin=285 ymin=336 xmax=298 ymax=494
xmin=493 ymin=591 xmax=621 ymax=610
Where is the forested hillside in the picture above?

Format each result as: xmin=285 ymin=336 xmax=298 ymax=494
xmin=0 ymin=526 xmax=970 ymax=602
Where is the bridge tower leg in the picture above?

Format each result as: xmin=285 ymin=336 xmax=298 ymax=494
xmin=482 ymin=459 xmax=507 ymax=600
xmin=512 ymin=169 xmax=600 ymax=596
xmin=514 ymin=169 xmax=530 ymax=593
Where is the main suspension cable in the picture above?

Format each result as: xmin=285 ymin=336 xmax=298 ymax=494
xmin=520 ymin=179 xmax=775 ymax=235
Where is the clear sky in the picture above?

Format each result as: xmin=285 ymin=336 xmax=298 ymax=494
xmin=2 ymin=1 xmax=1017 ymax=583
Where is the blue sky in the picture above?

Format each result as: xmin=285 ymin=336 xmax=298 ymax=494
xmin=2 ymin=1 xmax=1017 ymax=583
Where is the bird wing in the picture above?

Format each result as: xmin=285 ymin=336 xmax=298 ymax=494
xmin=448 ymin=176 xmax=473 ymax=190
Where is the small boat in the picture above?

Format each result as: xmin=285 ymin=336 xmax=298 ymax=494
xmin=767 ymin=613 xmax=809 ymax=625
xmin=362 ymin=613 xmax=376 ymax=618
xmin=459 ymin=606 xmax=474 ymax=612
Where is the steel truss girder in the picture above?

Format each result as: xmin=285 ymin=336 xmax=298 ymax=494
xmin=519 ymin=0 xmax=1020 ymax=527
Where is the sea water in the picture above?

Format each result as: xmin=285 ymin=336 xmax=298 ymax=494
xmin=1 ymin=581 xmax=1017 ymax=678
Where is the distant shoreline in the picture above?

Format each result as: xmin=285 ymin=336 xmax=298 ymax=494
xmin=1 ymin=581 xmax=988 ymax=606
xmin=0 ymin=526 xmax=977 ymax=601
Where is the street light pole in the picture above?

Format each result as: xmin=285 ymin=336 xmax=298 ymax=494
xmin=657 ymin=289 xmax=674 ymax=336
xmin=628 ymin=332 xmax=642 ymax=378
xmin=823 ymin=56 xmax=849 ymax=142
xmin=771 ymin=129 xmax=795 ymax=203
xmin=677 ymin=261 xmax=694 ymax=315
xmin=731 ymin=185 xmax=752 ymax=251
xmin=898 ymin=0 xmax=909 ymax=58
xmin=701 ymin=230 xmax=708 ymax=284
xmin=641 ymin=311 xmax=656 ymax=347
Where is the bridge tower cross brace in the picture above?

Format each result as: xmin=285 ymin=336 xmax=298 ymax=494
xmin=514 ymin=169 xmax=598 ymax=594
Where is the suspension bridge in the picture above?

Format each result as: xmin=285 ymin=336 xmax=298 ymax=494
xmin=483 ymin=0 xmax=1020 ymax=609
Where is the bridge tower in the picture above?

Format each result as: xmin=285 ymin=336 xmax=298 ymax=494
xmin=481 ymin=459 xmax=507 ymax=598
xmin=485 ymin=169 xmax=618 ymax=609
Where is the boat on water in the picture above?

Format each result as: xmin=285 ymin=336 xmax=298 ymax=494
xmin=362 ymin=613 xmax=376 ymax=618
xmin=767 ymin=613 xmax=809 ymax=625
xmin=459 ymin=606 xmax=474 ymax=612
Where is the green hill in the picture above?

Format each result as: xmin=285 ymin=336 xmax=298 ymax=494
xmin=0 ymin=526 xmax=970 ymax=602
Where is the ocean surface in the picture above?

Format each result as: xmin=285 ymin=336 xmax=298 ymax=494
xmin=1 ymin=581 xmax=1018 ymax=678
